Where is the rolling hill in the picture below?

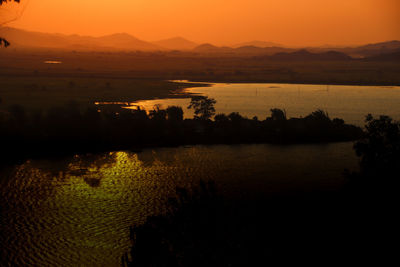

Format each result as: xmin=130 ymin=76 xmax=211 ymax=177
xmin=266 ymin=49 xmax=352 ymax=61
xmin=0 ymin=27 xmax=161 ymax=51
xmin=153 ymin=37 xmax=198 ymax=50
xmin=232 ymin=40 xmax=282 ymax=48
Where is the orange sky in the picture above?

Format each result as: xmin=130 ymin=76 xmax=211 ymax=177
xmin=3 ymin=0 xmax=400 ymax=46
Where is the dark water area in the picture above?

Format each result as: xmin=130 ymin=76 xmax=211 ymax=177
xmin=0 ymin=143 xmax=358 ymax=266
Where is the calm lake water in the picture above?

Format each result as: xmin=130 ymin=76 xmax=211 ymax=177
xmin=130 ymin=82 xmax=400 ymax=126
xmin=1 ymin=143 xmax=357 ymax=266
xmin=2 ymin=81 xmax=398 ymax=266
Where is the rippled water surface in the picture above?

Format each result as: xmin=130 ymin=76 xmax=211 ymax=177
xmin=132 ymin=82 xmax=400 ymax=126
xmin=1 ymin=143 xmax=358 ymax=266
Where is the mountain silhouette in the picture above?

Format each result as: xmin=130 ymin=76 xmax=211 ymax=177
xmin=364 ymin=49 xmax=400 ymax=61
xmin=309 ymin=40 xmax=400 ymax=58
xmin=358 ymin=40 xmax=400 ymax=51
xmin=192 ymin=43 xmax=292 ymax=55
xmin=193 ymin=43 xmax=234 ymax=53
xmin=0 ymin=27 xmax=161 ymax=51
xmin=267 ymin=49 xmax=352 ymax=61
xmin=95 ymin=33 xmax=161 ymax=50
xmin=232 ymin=40 xmax=282 ymax=48
xmin=153 ymin=37 xmax=198 ymax=50
xmin=1 ymin=27 xmax=398 ymax=57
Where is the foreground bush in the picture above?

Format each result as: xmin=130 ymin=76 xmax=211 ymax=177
xmin=122 ymin=115 xmax=399 ymax=266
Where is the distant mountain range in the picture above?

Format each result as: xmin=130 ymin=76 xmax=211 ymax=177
xmin=263 ymin=49 xmax=352 ymax=61
xmin=363 ymin=49 xmax=400 ymax=61
xmin=0 ymin=27 xmax=162 ymax=51
xmin=1 ymin=27 xmax=399 ymax=59
xmin=309 ymin=40 xmax=400 ymax=58
xmin=153 ymin=37 xmax=198 ymax=50
xmin=231 ymin=40 xmax=282 ymax=48
xmin=0 ymin=27 xmax=199 ymax=51
xmin=192 ymin=43 xmax=293 ymax=56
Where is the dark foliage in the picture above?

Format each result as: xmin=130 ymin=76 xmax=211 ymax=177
xmin=0 ymin=0 xmax=21 ymax=47
xmin=0 ymin=38 xmax=10 ymax=47
xmin=122 ymin=181 xmax=226 ymax=267
xmin=0 ymin=0 xmax=20 ymax=5
xmin=122 ymin=115 xmax=398 ymax=266
xmin=188 ymin=96 xmax=216 ymax=120
xmin=166 ymin=106 xmax=184 ymax=122
xmin=0 ymin=102 xmax=363 ymax=166
xmin=346 ymin=114 xmax=400 ymax=195
xmin=355 ymin=114 xmax=400 ymax=175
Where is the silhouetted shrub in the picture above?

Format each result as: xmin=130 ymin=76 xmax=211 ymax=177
xmin=149 ymin=104 xmax=167 ymax=122
xmin=227 ymin=112 xmax=243 ymax=123
xmin=122 ymin=181 xmax=225 ymax=267
xmin=214 ymin=113 xmax=229 ymax=123
xmin=269 ymin=108 xmax=286 ymax=121
xmin=354 ymin=114 xmax=400 ymax=180
xmin=166 ymin=106 xmax=184 ymax=122
xmin=188 ymin=96 xmax=216 ymax=120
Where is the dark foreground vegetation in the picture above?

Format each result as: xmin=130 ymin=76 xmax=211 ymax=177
xmin=123 ymin=115 xmax=399 ymax=266
xmin=0 ymin=96 xmax=362 ymax=166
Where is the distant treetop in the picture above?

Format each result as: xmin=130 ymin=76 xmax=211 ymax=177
xmin=0 ymin=0 xmax=21 ymax=5
xmin=0 ymin=0 xmax=21 ymax=47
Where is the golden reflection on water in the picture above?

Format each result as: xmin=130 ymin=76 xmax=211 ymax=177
xmin=1 ymin=144 xmax=359 ymax=266
xmin=1 ymin=151 xmax=182 ymax=266
xmin=43 ymin=61 xmax=62 ymax=64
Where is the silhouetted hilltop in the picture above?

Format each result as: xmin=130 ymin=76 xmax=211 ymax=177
xmin=1 ymin=27 xmax=399 ymax=59
xmin=346 ymin=40 xmax=400 ymax=58
xmin=154 ymin=37 xmax=198 ymax=50
xmin=358 ymin=40 xmax=400 ymax=51
xmin=96 ymin=33 xmax=161 ymax=50
xmin=267 ymin=49 xmax=352 ymax=61
xmin=309 ymin=40 xmax=400 ymax=58
xmin=243 ymin=46 xmax=294 ymax=55
xmin=192 ymin=43 xmax=293 ymax=56
xmin=364 ymin=49 xmax=400 ymax=61
xmin=348 ymin=41 xmax=400 ymax=57
xmin=232 ymin=40 xmax=282 ymax=48
xmin=193 ymin=43 xmax=234 ymax=53
xmin=0 ymin=27 xmax=71 ymax=49
xmin=0 ymin=27 xmax=161 ymax=51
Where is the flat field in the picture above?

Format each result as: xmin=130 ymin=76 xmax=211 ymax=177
xmin=1 ymin=49 xmax=399 ymax=110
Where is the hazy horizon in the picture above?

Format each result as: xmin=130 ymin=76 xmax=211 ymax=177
xmin=1 ymin=0 xmax=399 ymax=47
xmin=2 ymin=25 xmax=399 ymax=50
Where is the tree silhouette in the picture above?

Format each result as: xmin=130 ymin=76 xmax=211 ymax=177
xmin=306 ymin=109 xmax=330 ymax=122
xmin=187 ymin=96 xmax=216 ymax=120
xmin=269 ymin=108 xmax=286 ymax=121
xmin=354 ymin=114 xmax=400 ymax=177
xmin=0 ymin=0 xmax=20 ymax=4
xmin=166 ymin=106 xmax=184 ymax=122
xmin=0 ymin=0 xmax=21 ymax=47
xmin=148 ymin=104 xmax=167 ymax=121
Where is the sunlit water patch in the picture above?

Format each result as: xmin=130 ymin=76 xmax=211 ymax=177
xmin=127 ymin=82 xmax=400 ymax=126
xmin=44 ymin=60 xmax=62 ymax=64
xmin=1 ymin=143 xmax=358 ymax=266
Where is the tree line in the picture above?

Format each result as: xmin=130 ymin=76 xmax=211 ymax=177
xmin=0 ymin=96 xmax=363 ymax=165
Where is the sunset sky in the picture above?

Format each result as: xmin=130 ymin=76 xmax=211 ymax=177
xmin=2 ymin=0 xmax=400 ymax=46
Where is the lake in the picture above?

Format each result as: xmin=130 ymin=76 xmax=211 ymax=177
xmin=1 ymin=143 xmax=358 ymax=266
xmin=2 ymin=81 xmax=399 ymax=266
xmin=128 ymin=81 xmax=400 ymax=126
